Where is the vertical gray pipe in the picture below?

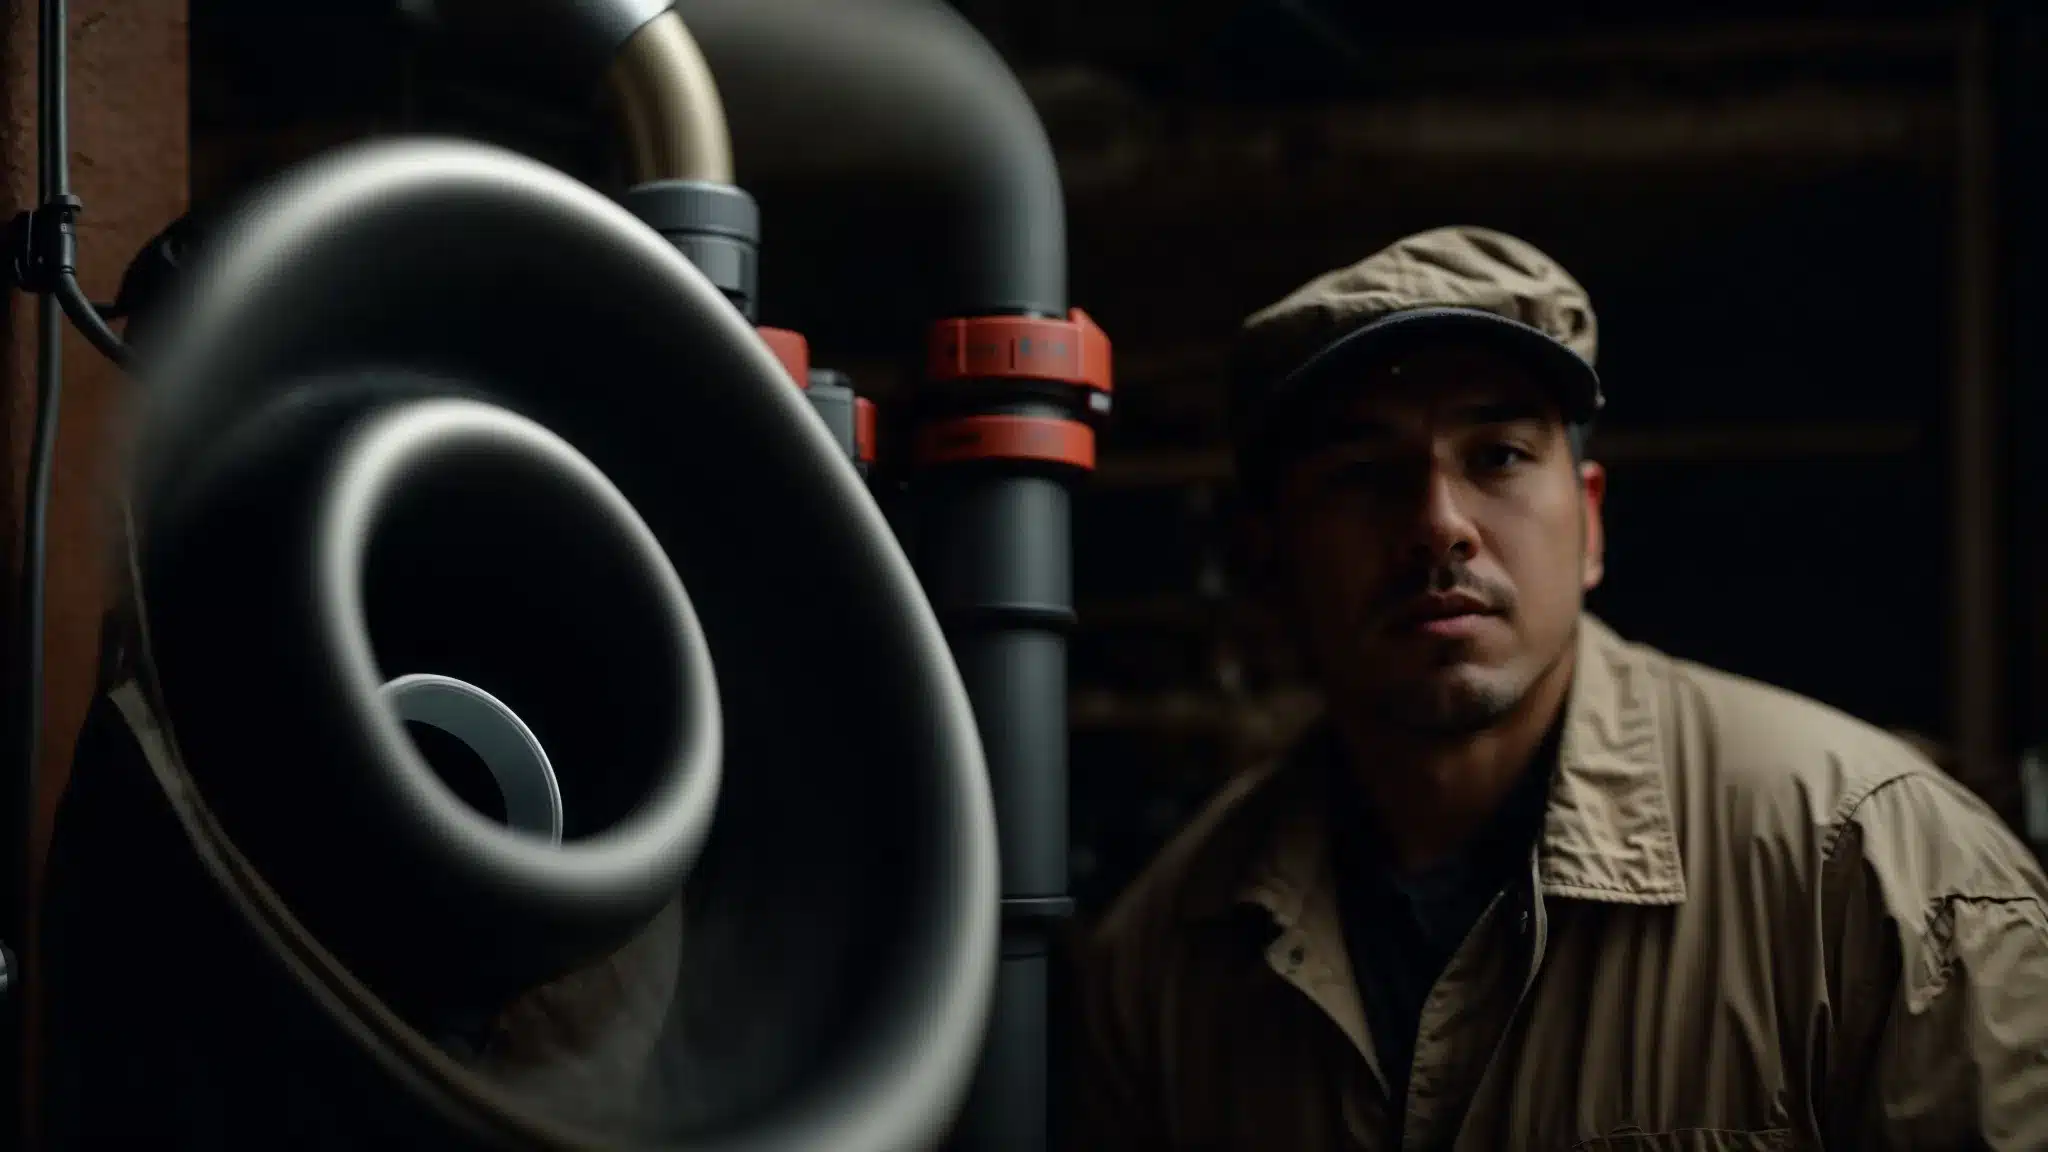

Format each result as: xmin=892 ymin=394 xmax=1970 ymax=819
xmin=915 ymin=464 xmax=1074 ymax=1152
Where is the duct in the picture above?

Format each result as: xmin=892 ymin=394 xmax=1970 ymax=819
xmin=397 ymin=1 xmax=733 ymax=185
xmin=397 ymin=0 xmax=668 ymax=103
xmin=670 ymin=0 xmax=1068 ymax=342
xmin=394 ymin=0 xmax=1067 ymax=337
xmin=608 ymin=13 xmax=734 ymax=185
xmin=54 ymin=3 xmax=1090 ymax=1149
xmin=46 ymin=136 xmax=1006 ymax=1152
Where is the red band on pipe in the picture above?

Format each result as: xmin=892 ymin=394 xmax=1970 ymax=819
xmin=756 ymin=326 xmax=811 ymax=389
xmin=854 ymin=397 xmax=878 ymax=464
xmin=926 ymin=309 xmax=1112 ymax=394
xmin=913 ymin=415 xmax=1095 ymax=470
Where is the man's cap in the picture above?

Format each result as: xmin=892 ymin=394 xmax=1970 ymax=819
xmin=1230 ymin=227 xmax=1604 ymax=467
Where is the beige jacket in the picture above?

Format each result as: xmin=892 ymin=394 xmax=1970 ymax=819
xmin=1072 ymin=617 xmax=2048 ymax=1150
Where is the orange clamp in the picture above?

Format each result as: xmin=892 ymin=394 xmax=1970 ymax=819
xmin=913 ymin=415 xmax=1096 ymax=471
xmin=926 ymin=309 xmax=1113 ymax=396
xmin=855 ymin=397 xmax=878 ymax=464
xmin=756 ymin=326 xmax=811 ymax=390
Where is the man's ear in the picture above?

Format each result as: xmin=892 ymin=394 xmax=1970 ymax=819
xmin=1578 ymin=460 xmax=1607 ymax=592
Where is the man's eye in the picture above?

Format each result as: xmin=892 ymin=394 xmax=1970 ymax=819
xmin=1472 ymin=442 xmax=1531 ymax=472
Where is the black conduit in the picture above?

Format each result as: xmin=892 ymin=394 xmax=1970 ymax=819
xmin=401 ymin=0 xmax=676 ymax=100
xmin=673 ymin=0 xmax=1067 ymax=339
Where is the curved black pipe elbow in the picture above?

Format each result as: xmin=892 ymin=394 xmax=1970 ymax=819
xmin=400 ymin=0 xmax=672 ymax=95
xmin=671 ymin=0 xmax=1067 ymax=342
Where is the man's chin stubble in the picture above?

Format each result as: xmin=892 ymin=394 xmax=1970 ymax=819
xmin=1376 ymin=673 xmax=1525 ymax=737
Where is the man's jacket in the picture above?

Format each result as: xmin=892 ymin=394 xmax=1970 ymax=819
xmin=1072 ymin=617 xmax=2048 ymax=1150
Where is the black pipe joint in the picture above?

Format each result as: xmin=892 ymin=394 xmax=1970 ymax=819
xmin=621 ymin=179 xmax=761 ymax=321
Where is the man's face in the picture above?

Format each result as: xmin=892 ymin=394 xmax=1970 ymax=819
xmin=1261 ymin=342 xmax=1606 ymax=736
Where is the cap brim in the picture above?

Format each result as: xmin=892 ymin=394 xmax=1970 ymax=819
xmin=1273 ymin=306 xmax=1604 ymax=423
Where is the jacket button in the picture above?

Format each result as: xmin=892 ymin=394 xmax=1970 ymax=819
xmin=1286 ymin=944 xmax=1306 ymax=968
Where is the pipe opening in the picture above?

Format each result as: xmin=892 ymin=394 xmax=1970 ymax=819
xmin=381 ymin=673 xmax=565 ymax=842
xmin=410 ymin=720 xmax=508 ymax=825
xmin=349 ymin=403 xmax=699 ymax=843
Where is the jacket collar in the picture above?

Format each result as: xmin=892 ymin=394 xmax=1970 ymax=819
xmin=1184 ymin=615 xmax=1687 ymax=927
xmin=1538 ymin=616 xmax=1687 ymax=905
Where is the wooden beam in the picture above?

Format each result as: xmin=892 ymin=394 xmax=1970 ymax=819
xmin=1950 ymin=9 xmax=2008 ymax=809
xmin=1011 ymin=11 xmax=1958 ymax=96
xmin=1092 ymin=421 xmax=1927 ymax=488
xmin=1071 ymin=685 xmax=1322 ymax=742
xmin=1386 ymin=17 xmax=1959 ymax=77
xmin=1043 ymin=86 xmax=1955 ymax=199
xmin=1994 ymin=1 xmax=2048 ymax=836
xmin=1313 ymin=89 xmax=1951 ymax=164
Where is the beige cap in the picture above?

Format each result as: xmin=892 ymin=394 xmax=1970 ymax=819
xmin=1230 ymin=226 xmax=1603 ymax=438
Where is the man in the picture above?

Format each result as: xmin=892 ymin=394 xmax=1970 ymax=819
xmin=1071 ymin=226 xmax=2048 ymax=1150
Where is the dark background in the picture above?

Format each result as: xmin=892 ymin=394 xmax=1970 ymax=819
xmin=184 ymin=0 xmax=2047 ymax=916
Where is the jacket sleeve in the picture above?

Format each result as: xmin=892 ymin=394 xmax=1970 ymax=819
xmin=1065 ymin=925 xmax=1172 ymax=1152
xmin=1825 ymin=773 xmax=2048 ymax=1151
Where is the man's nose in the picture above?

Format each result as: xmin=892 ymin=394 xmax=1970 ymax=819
xmin=1403 ymin=466 xmax=1481 ymax=564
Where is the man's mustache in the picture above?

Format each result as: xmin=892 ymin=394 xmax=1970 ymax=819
xmin=1371 ymin=559 xmax=1514 ymax=620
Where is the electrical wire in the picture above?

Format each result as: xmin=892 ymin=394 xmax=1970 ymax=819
xmin=3 ymin=0 xmax=73 ymax=1118
xmin=0 ymin=0 xmax=62 ymax=1134
xmin=15 ymin=0 xmax=139 ymax=948
xmin=56 ymin=272 xmax=133 ymax=370
xmin=7 ymin=0 xmax=69 ymax=963
xmin=6 ymin=0 xmax=132 ymax=1129
xmin=29 ymin=0 xmax=131 ymax=372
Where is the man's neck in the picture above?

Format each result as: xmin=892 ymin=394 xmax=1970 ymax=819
xmin=1333 ymin=642 xmax=1577 ymax=873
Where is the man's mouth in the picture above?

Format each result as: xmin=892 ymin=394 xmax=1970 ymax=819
xmin=1386 ymin=592 xmax=1500 ymax=639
